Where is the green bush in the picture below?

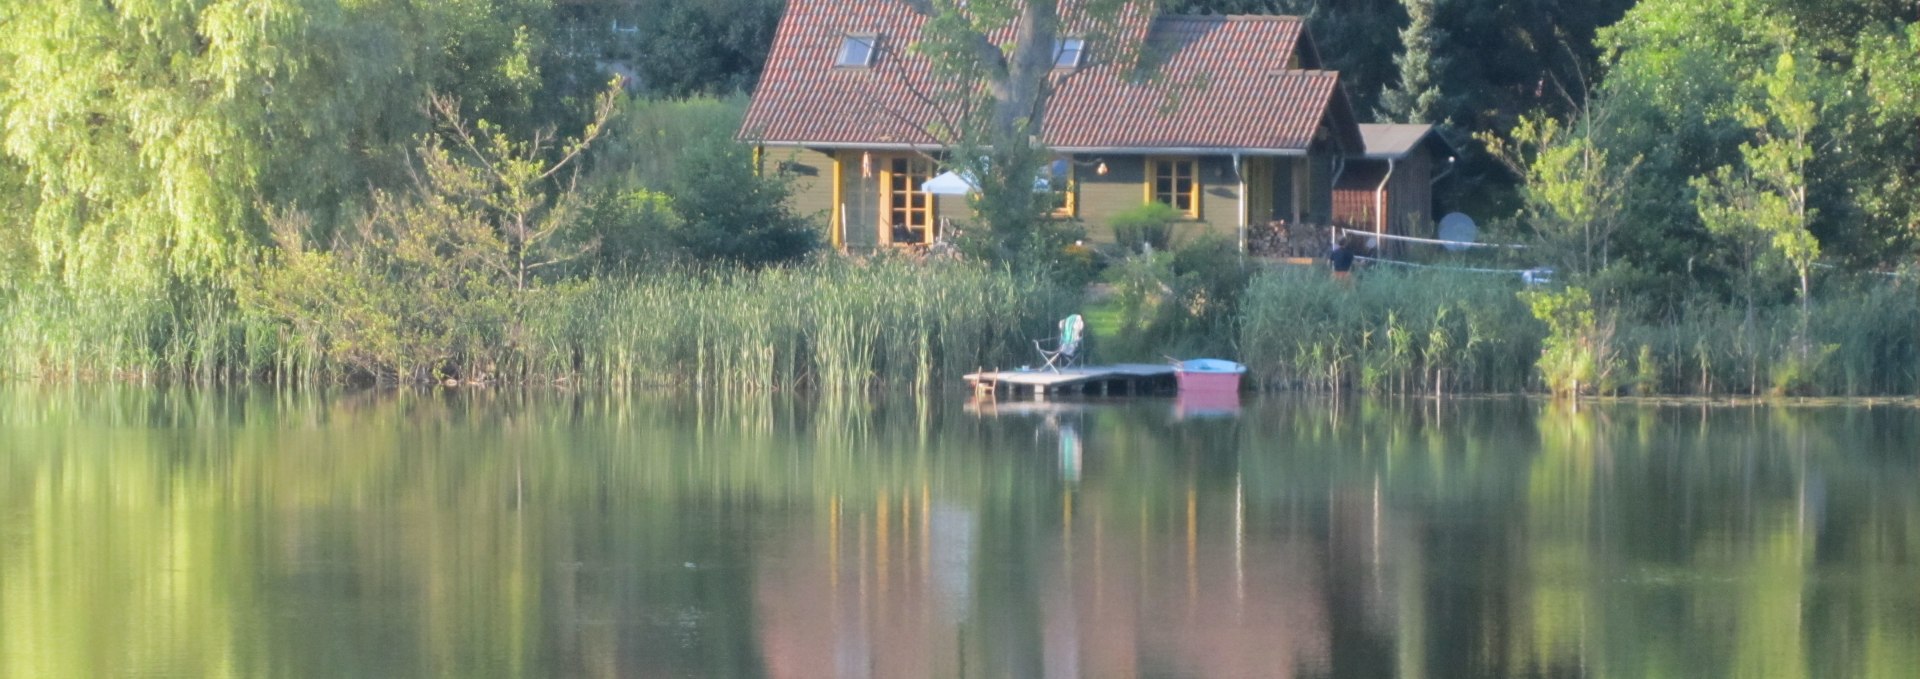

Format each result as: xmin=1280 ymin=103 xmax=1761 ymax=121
xmin=248 ymin=192 xmax=521 ymax=383
xmin=666 ymin=137 xmax=820 ymax=267
xmin=1631 ymin=344 xmax=1661 ymax=395
xmin=1527 ymin=286 xmax=1619 ymax=397
xmin=576 ymin=187 xmax=680 ymax=273
xmin=1100 ymin=234 xmax=1252 ymax=360
xmin=1108 ymin=202 xmax=1180 ymax=254
xmin=592 ymin=94 xmax=750 ymax=190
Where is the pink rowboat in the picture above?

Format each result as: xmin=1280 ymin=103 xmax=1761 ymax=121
xmin=1173 ymin=359 xmax=1246 ymax=394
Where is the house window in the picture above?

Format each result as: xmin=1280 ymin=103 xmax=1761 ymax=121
xmin=885 ymin=156 xmax=936 ymax=245
xmin=837 ymin=34 xmax=877 ymax=67
xmin=1149 ymin=158 xmax=1200 ymax=217
xmin=1043 ymin=157 xmax=1076 ymax=217
xmin=1053 ymin=37 xmax=1086 ymax=69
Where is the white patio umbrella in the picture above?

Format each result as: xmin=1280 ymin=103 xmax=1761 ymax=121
xmin=922 ymin=167 xmax=1060 ymax=195
xmin=920 ymin=171 xmax=979 ymax=195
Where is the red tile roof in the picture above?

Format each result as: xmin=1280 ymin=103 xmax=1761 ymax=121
xmin=739 ymin=0 xmax=947 ymax=147
xmin=741 ymin=2 xmax=1351 ymax=155
xmin=1047 ymin=16 xmax=1336 ymax=152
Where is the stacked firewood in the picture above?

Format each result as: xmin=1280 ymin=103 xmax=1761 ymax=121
xmin=1247 ymin=221 xmax=1331 ymax=258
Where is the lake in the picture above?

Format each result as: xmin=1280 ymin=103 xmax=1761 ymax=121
xmin=2 ymin=387 xmax=1917 ymax=678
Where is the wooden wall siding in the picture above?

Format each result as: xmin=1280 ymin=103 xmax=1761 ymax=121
xmin=1194 ymin=156 xmax=1241 ymax=242
xmin=1309 ymin=155 xmax=1334 ymax=224
xmin=766 ymin=147 xmax=838 ymax=225
xmin=1073 ymin=155 xmax=1249 ymax=245
xmin=766 ymin=148 xmax=1382 ymax=250
xmin=1331 ymin=187 xmax=1377 ymax=230
xmin=1244 ymin=157 xmax=1275 ymax=228
xmin=1075 ymin=155 xmax=1148 ymax=242
xmin=1269 ymin=157 xmax=1294 ymax=222
xmin=1329 ymin=156 xmax=1435 ymax=238
xmin=1385 ymin=152 xmax=1433 ymax=237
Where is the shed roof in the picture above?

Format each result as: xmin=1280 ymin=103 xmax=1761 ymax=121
xmin=1356 ymin=123 xmax=1452 ymax=159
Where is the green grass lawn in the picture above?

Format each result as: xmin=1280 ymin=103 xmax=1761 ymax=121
xmin=1081 ymin=300 xmax=1123 ymax=342
xmin=1078 ymin=297 xmax=1127 ymax=363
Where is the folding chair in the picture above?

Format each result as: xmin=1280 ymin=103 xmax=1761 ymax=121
xmin=1034 ymin=314 xmax=1085 ymax=372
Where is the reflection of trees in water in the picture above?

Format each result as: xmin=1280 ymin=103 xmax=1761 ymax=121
xmin=3 ymin=389 xmax=1920 ymax=677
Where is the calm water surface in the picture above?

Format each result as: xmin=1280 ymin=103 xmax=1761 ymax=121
xmin=2 ymin=387 xmax=1918 ymax=678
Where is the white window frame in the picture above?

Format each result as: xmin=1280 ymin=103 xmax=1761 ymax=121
xmin=837 ymin=34 xmax=878 ymax=68
xmin=1053 ymin=37 xmax=1086 ymax=69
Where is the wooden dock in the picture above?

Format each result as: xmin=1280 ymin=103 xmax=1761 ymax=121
xmin=965 ymin=364 xmax=1176 ymax=398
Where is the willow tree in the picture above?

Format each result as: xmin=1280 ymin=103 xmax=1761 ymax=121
xmin=901 ymin=0 xmax=1153 ymax=260
xmin=0 ymin=1 xmax=409 ymax=285
xmin=0 ymin=0 xmax=583 ymax=289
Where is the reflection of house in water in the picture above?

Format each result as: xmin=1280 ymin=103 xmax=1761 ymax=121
xmin=753 ymin=486 xmax=1337 ymax=677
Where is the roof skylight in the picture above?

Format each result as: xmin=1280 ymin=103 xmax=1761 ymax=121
xmin=1053 ymin=37 xmax=1086 ymax=69
xmin=837 ymin=34 xmax=877 ymax=67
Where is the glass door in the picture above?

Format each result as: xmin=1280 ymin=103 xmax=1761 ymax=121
xmin=883 ymin=156 xmax=936 ymax=245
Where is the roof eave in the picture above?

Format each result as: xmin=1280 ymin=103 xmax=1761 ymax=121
xmin=759 ymin=140 xmax=1312 ymax=157
xmin=1053 ymin=146 xmax=1310 ymax=156
xmin=759 ymin=140 xmax=946 ymax=151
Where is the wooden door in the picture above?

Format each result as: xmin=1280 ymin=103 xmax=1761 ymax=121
xmin=881 ymin=156 xmax=936 ymax=245
xmin=1244 ymin=157 xmax=1274 ymax=226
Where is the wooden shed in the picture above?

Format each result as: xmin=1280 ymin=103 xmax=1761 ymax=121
xmin=1331 ymin=124 xmax=1455 ymax=249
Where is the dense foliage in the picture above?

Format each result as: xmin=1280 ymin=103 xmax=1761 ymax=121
xmin=0 ymin=0 xmax=1916 ymax=395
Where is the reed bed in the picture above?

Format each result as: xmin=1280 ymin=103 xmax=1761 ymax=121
xmin=10 ymin=258 xmax=1917 ymax=398
xmin=1237 ymin=267 xmax=1542 ymax=394
xmin=1622 ymin=283 xmax=1920 ymax=396
xmin=0 ymin=279 xmax=268 ymax=384
xmin=544 ymin=258 xmax=1073 ymax=396
xmin=1 ymin=258 xmax=1068 ymax=394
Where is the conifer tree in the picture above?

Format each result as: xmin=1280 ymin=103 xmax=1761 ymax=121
xmin=1379 ymin=0 xmax=1445 ymax=124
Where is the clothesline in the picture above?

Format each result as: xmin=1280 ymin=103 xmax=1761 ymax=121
xmin=1337 ymin=228 xmax=1528 ymax=250
xmin=1812 ymin=262 xmax=1908 ymax=278
xmin=1354 ymin=255 xmax=1544 ymax=276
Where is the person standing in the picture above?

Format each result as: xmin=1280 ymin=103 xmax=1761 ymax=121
xmin=1328 ymin=233 xmax=1355 ymax=281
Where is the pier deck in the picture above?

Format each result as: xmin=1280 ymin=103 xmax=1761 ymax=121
xmin=965 ymin=364 xmax=1176 ymax=398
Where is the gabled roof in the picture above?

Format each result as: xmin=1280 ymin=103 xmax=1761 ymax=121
xmin=740 ymin=1 xmax=1355 ymax=155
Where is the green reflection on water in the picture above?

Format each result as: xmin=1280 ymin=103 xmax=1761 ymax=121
xmin=2 ymin=388 xmax=1918 ymax=678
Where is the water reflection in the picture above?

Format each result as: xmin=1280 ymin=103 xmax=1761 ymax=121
xmin=2 ymin=387 xmax=1919 ymax=678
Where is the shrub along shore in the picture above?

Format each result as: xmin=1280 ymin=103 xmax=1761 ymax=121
xmin=5 ymin=256 xmax=1919 ymax=398
xmin=1235 ymin=267 xmax=1920 ymax=397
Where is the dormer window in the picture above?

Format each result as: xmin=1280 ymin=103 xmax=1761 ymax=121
xmin=1053 ymin=37 xmax=1085 ymax=69
xmin=837 ymin=34 xmax=878 ymax=67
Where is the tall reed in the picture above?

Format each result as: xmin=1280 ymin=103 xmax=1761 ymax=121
xmin=1237 ymin=268 xmax=1541 ymax=394
xmin=1621 ymin=282 xmax=1920 ymax=396
xmin=551 ymin=257 xmax=1073 ymax=397
xmin=0 ymin=278 xmax=267 ymax=384
xmin=14 ymin=256 xmax=1915 ymax=398
xmin=2 ymin=258 xmax=1067 ymax=394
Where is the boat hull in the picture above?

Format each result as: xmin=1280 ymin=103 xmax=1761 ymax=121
xmin=1173 ymin=359 xmax=1246 ymax=394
